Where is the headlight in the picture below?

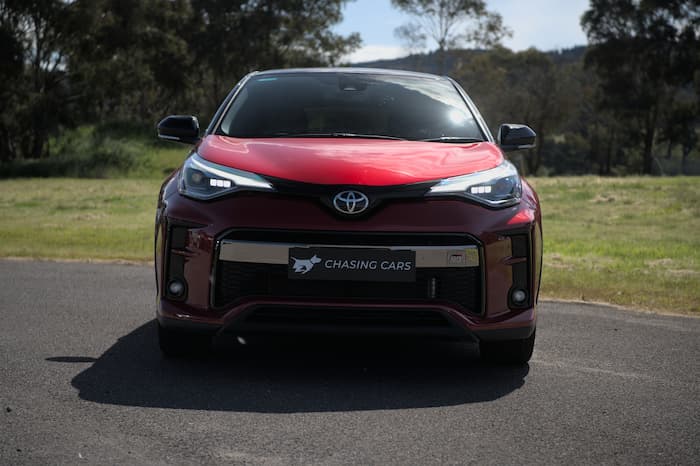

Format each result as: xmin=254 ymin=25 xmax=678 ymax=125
xmin=178 ymin=153 xmax=274 ymax=200
xmin=427 ymin=160 xmax=522 ymax=207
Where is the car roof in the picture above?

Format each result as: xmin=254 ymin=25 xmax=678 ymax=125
xmin=254 ymin=67 xmax=448 ymax=81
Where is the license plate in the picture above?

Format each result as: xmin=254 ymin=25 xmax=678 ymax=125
xmin=288 ymin=247 xmax=416 ymax=282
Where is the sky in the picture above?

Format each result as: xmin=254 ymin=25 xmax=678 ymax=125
xmin=334 ymin=0 xmax=590 ymax=63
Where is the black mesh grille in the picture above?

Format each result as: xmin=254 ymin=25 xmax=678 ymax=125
xmin=213 ymin=230 xmax=482 ymax=314
xmin=213 ymin=261 xmax=481 ymax=313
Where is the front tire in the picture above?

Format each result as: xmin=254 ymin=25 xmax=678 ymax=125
xmin=479 ymin=329 xmax=535 ymax=364
xmin=158 ymin=323 xmax=212 ymax=358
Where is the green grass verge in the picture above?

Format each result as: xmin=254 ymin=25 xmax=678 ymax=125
xmin=528 ymin=176 xmax=700 ymax=314
xmin=0 ymin=179 xmax=161 ymax=261
xmin=0 ymin=176 xmax=698 ymax=313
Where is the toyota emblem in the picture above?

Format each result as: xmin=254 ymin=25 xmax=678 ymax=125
xmin=333 ymin=190 xmax=369 ymax=215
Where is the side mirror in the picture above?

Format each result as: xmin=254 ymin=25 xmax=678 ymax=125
xmin=497 ymin=124 xmax=536 ymax=152
xmin=157 ymin=115 xmax=200 ymax=144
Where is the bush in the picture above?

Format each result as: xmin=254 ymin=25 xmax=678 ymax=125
xmin=0 ymin=123 xmax=145 ymax=178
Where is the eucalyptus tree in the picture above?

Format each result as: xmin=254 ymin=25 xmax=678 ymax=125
xmin=391 ymin=0 xmax=510 ymax=73
xmin=582 ymin=0 xmax=700 ymax=174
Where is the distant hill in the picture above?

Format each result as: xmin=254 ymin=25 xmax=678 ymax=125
xmin=351 ymin=46 xmax=587 ymax=75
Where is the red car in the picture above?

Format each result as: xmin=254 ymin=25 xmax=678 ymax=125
xmin=155 ymin=68 xmax=542 ymax=364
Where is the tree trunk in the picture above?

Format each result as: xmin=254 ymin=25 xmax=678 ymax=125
xmin=530 ymin=127 xmax=544 ymax=175
xmin=641 ymin=131 xmax=655 ymax=174
xmin=681 ymin=146 xmax=691 ymax=175
xmin=590 ymin=120 xmax=600 ymax=173
xmin=603 ymin=128 xmax=615 ymax=175
xmin=0 ymin=127 xmax=12 ymax=163
xmin=438 ymin=48 xmax=446 ymax=75
xmin=642 ymin=109 xmax=658 ymax=174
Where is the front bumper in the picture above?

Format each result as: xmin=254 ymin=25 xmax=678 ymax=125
xmin=158 ymin=299 xmax=536 ymax=342
xmin=154 ymin=176 xmax=542 ymax=342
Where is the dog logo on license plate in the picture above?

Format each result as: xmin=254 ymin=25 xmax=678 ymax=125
xmin=291 ymin=255 xmax=322 ymax=274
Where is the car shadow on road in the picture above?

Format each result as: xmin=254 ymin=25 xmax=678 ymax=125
xmin=65 ymin=320 xmax=529 ymax=413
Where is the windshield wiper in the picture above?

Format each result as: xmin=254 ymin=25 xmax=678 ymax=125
xmin=419 ymin=136 xmax=484 ymax=143
xmin=269 ymin=132 xmax=406 ymax=141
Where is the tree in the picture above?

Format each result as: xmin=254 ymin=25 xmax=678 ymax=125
xmin=0 ymin=2 xmax=25 ymax=162
xmin=0 ymin=0 xmax=72 ymax=161
xmin=659 ymin=102 xmax=699 ymax=174
xmin=189 ymin=0 xmax=360 ymax=113
xmin=65 ymin=0 xmax=197 ymax=123
xmin=64 ymin=0 xmax=360 ymax=123
xmin=391 ymin=0 xmax=510 ymax=73
xmin=456 ymin=47 xmax=576 ymax=174
xmin=0 ymin=0 xmax=361 ymax=167
xmin=581 ymin=0 xmax=700 ymax=174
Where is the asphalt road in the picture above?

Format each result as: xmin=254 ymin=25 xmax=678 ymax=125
xmin=0 ymin=260 xmax=698 ymax=465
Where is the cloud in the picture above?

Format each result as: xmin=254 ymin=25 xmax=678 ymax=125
xmin=343 ymin=45 xmax=407 ymax=64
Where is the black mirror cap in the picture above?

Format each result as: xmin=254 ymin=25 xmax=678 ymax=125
xmin=497 ymin=124 xmax=536 ymax=152
xmin=157 ymin=115 xmax=200 ymax=144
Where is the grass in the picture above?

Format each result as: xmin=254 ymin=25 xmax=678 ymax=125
xmin=0 ymin=179 xmax=162 ymax=261
xmin=528 ymin=177 xmax=700 ymax=314
xmin=0 ymin=176 xmax=698 ymax=314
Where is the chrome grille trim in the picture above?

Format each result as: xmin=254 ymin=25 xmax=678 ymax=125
xmin=219 ymin=240 xmax=479 ymax=268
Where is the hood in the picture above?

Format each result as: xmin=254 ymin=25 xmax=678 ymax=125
xmin=197 ymin=135 xmax=504 ymax=186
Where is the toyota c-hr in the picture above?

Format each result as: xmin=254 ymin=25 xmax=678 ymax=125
xmin=155 ymin=68 xmax=542 ymax=364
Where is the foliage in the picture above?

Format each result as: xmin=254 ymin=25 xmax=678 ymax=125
xmin=362 ymin=42 xmax=699 ymax=176
xmin=0 ymin=0 xmax=360 ymax=166
xmin=0 ymin=0 xmax=73 ymax=162
xmin=0 ymin=0 xmax=699 ymax=177
xmin=391 ymin=0 xmax=510 ymax=73
xmin=65 ymin=0 xmax=197 ymax=124
xmin=581 ymin=0 xmax=700 ymax=174
xmin=455 ymin=47 xmax=577 ymax=174
xmin=0 ymin=123 xmax=188 ymax=178
xmin=188 ymin=0 xmax=360 ymax=111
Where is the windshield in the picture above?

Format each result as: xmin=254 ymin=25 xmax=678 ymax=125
xmin=218 ymin=72 xmax=485 ymax=141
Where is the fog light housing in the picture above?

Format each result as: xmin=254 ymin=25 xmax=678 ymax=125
xmin=511 ymin=289 xmax=527 ymax=305
xmin=167 ymin=279 xmax=186 ymax=297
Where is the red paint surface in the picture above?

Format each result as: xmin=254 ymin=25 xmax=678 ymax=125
xmin=198 ymin=135 xmax=504 ymax=186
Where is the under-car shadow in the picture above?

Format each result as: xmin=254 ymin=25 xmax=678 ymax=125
xmin=68 ymin=320 xmax=529 ymax=413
